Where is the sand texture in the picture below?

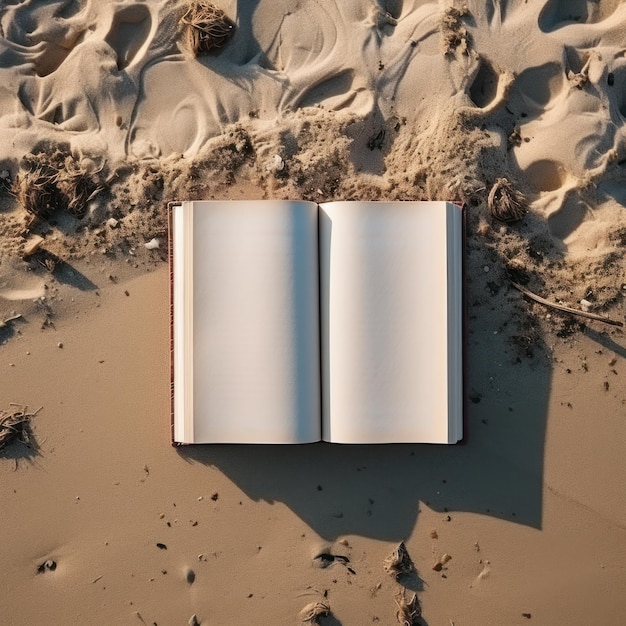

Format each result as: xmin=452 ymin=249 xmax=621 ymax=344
xmin=1 ymin=0 xmax=625 ymax=624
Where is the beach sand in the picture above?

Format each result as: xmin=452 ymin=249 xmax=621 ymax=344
xmin=1 ymin=1 xmax=625 ymax=624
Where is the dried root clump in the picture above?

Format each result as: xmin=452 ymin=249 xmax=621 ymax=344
xmin=12 ymin=155 xmax=64 ymax=222
xmin=383 ymin=542 xmax=415 ymax=579
xmin=441 ymin=5 xmax=471 ymax=55
xmin=12 ymin=150 xmax=102 ymax=222
xmin=55 ymin=153 xmax=103 ymax=218
xmin=487 ymin=177 xmax=528 ymax=223
xmin=395 ymin=589 xmax=421 ymax=626
xmin=181 ymin=1 xmax=235 ymax=57
xmin=0 ymin=404 xmax=41 ymax=453
xmin=299 ymin=601 xmax=331 ymax=624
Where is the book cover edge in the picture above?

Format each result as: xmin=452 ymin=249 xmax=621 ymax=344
xmin=168 ymin=201 xmax=185 ymax=447
xmin=167 ymin=199 xmax=466 ymax=446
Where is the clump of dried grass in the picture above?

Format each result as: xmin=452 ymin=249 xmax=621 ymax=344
xmin=441 ymin=5 xmax=471 ymax=55
xmin=383 ymin=541 xmax=415 ymax=579
xmin=395 ymin=589 xmax=421 ymax=626
xmin=488 ymin=177 xmax=528 ymax=223
xmin=12 ymin=150 xmax=102 ymax=221
xmin=180 ymin=1 xmax=235 ymax=57
xmin=12 ymin=156 xmax=64 ymax=222
xmin=0 ymin=404 xmax=41 ymax=453
xmin=55 ymin=153 xmax=103 ymax=218
xmin=299 ymin=601 xmax=331 ymax=624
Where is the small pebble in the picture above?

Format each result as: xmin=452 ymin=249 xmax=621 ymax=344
xmin=483 ymin=265 xmax=490 ymax=273
xmin=57 ymin=342 xmax=63 ymax=349
xmin=188 ymin=615 xmax=200 ymax=626
xmin=269 ymin=154 xmax=285 ymax=172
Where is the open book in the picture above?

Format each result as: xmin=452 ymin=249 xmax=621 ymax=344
xmin=169 ymin=200 xmax=463 ymax=444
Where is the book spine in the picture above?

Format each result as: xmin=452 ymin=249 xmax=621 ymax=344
xmin=461 ymin=203 xmax=468 ymax=444
xmin=168 ymin=202 xmax=182 ymax=446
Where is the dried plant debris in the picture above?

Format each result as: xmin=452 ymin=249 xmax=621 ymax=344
xmin=0 ymin=313 xmax=22 ymax=329
xmin=55 ymin=153 xmax=103 ymax=218
xmin=31 ymin=249 xmax=61 ymax=273
xmin=12 ymin=155 xmax=64 ymax=222
xmin=488 ymin=178 xmax=528 ymax=223
xmin=395 ymin=589 xmax=421 ymax=626
xmin=507 ymin=127 xmax=522 ymax=150
xmin=432 ymin=553 xmax=452 ymax=571
xmin=13 ymin=150 xmax=102 ymax=221
xmin=383 ymin=541 xmax=415 ymax=579
xmin=0 ymin=404 xmax=42 ymax=453
xmin=181 ymin=1 xmax=235 ymax=57
xmin=511 ymin=281 xmax=624 ymax=327
xmin=567 ymin=55 xmax=592 ymax=89
xmin=299 ymin=601 xmax=331 ymax=624
xmin=441 ymin=5 xmax=471 ymax=55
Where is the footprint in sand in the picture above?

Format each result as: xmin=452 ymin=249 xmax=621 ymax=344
xmin=539 ymin=0 xmax=624 ymax=32
xmin=0 ymin=275 xmax=46 ymax=301
xmin=609 ymin=63 xmax=626 ymax=119
xmin=469 ymin=59 xmax=500 ymax=109
xmin=524 ymin=159 xmax=569 ymax=194
xmin=104 ymin=3 xmax=153 ymax=71
xmin=513 ymin=62 xmax=564 ymax=113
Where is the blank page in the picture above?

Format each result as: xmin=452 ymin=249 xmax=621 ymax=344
xmin=172 ymin=200 xmax=321 ymax=443
xmin=319 ymin=201 xmax=462 ymax=443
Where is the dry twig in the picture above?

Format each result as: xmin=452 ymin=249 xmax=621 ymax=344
xmin=511 ymin=282 xmax=624 ymax=327
xmin=0 ymin=314 xmax=22 ymax=329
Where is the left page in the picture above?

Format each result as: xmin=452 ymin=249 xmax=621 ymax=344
xmin=171 ymin=200 xmax=321 ymax=443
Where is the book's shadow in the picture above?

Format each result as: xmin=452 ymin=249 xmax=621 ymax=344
xmin=178 ymin=293 xmax=549 ymax=541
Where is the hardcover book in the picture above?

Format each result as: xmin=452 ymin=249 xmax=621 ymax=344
xmin=169 ymin=200 xmax=463 ymax=444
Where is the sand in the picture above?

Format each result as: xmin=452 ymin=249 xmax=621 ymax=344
xmin=1 ymin=0 xmax=625 ymax=624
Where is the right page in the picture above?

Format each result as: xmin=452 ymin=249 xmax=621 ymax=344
xmin=319 ymin=201 xmax=463 ymax=444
